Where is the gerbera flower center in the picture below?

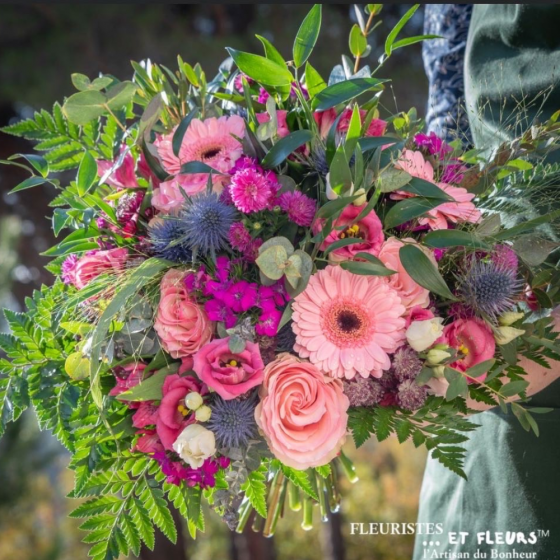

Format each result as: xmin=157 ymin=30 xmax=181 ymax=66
xmin=196 ymin=143 xmax=224 ymax=161
xmin=323 ymin=301 xmax=370 ymax=346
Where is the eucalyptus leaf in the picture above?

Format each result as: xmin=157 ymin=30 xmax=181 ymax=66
xmin=228 ymin=335 xmax=246 ymax=354
xmin=63 ymin=90 xmax=107 ymax=125
xmin=377 ymin=167 xmax=411 ymax=193
xmin=513 ymin=235 xmax=559 ymax=266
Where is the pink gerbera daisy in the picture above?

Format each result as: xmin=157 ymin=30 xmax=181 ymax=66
xmin=292 ymin=265 xmax=406 ymax=379
xmin=155 ymin=115 xmax=245 ymax=176
xmin=392 ymin=149 xmax=481 ymax=230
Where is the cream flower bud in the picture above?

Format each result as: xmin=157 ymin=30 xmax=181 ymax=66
xmin=495 ymin=326 xmax=525 ymax=346
xmin=352 ymin=187 xmax=367 ymax=206
xmin=498 ymin=312 xmax=525 ymax=326
xmin=184 ymin=392 xmax=203 ymax=411
xmin=172 ymin=424 xmax=216 ymax=469
xmin=426 ymin=348 xmax=451 ymax=366
xmin=406 ymin=317 xmax=445 ymax=352
xmin=325 ymin=172 xmax=339 ymax=200
xmin=195 ymin=405 xmax=212 ymax=422
xmin=432 ymin=365 xmax=446 ymax=378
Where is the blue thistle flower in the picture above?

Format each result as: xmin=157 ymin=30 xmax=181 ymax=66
xmin=458 ymin=259 xmax=523 ymax=319
xmin=207 ymin=393 xmax=258 ymax=450
xmin=148 ymin=218 xmax=192 ymax=263
xmin=179 ymin=192 xmax=237 ymax=259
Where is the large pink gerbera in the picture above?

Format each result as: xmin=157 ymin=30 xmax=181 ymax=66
xmin=292 ymin=265 xmax=406 ymax=379
xmin=155 ymin=115 xmax=245 ymax=175
xmin=393 ymin=149 xmax=481 ymax=230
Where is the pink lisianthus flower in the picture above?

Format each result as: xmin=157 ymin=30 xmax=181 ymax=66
xmin=378 ymin=237 xmax=434 ymax=313
xmin=393 ymin=149 xmax=481 ymax=230
xmin=97 ymin=149 xmax=138 ymax=189
xmin=110 ymin=362 xmax=148 ymax=399
xmin=439 ymin=318 xmax=496 ymax=377
xmin=255 ymin=353 xmax=349 ymax=470
xmin=256 ymin=110 xmax=289 ymax=138
xmin=192 ymin=337 xmax=265 ymax=400
xmin=314 ymin=204 xmax=384 ymax=262
xmin=156 ymin=373 xmax=207 ymax=450
xmin=72 ymin=247 xmax=128 ymax=290
xmin=154 ymin=269 xmax=214 ymax=359
xmin=313 ymin=108 xmax=387 ymax=140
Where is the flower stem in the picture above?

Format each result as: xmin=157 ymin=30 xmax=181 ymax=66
xmin=316 ymin=474 xmax=329 ymax=522
xmin=326 ymin=469 xmax=341 ymax=513
xmin=289 ymin=482 xmax=302 ymax=511
xmin=337 ymin=450 xmax=359 ymax=483
xmin=263 ymin=472 xmax=285 ymax=538
xmin=301 ymin=495 xmax=314 ymax=531
xmin=235 ymin=499 xmax=253 ymax=534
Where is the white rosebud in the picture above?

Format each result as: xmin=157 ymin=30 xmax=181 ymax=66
xmin=498 ymin=312 xmax=525 ymax=326
xmin=426 ymin=348 xmax=451 ymax=366
xmin=172 ymin=424 xmax=216 ymax=469
xmin=195 ymin=405 xmax=212 ymax=422
xmin=184 ymin=392 xmax=203 ymax=411
xmin=495 ymin=326 xmax=525 ymax=346
xmin=352 ymin=187 xmax=367 ymax=206
xmin=406 ymin=317 xmax=445 ymax=352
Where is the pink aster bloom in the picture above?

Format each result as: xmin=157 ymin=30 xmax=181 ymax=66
xmin=292 ymin=265 xmax=406 ymax=379
xmin=279 ymin=191 xmax=317 ymax=227
xmin=229 ymin=167 xmax=278 ymax=213
xmin=228 ymin=222 xmax=252 ymax=251
xmin=393 ymin=149 xmax=481 ymax=230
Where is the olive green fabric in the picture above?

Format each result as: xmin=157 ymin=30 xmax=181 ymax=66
xmin=414 ymin=5 xmax=560 ymax=558
xmin=465 ymin=4 xmax=560 ymax=161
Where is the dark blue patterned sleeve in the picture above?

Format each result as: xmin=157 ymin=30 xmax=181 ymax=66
xmin=422 ymin=4 xmax=473 ymax=145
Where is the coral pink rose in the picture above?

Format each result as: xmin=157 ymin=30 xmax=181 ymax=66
xmin=378 ymin=238 xmax=434 ymax=312
xmin=72 ymin=248 xmax=128 ymax=290
xmin=255 ymin=354 xmax=349 ymax=470
xmin=256 ymin=110 xmax=289 ymax=138
xmin=440 ymin=318 xmax=496 ymax=378
xmin=393 ymin=149 xmax=481 ymax=230
xmin=154 ymin=269 xmax=213 ymax=358
xmin=314 ymin=204 xmax=384 ymax=262
xmin=313 ymin=108 xmax=386 ymax=139
xmin=156 ymin=373 xmax=207 ymax=450
xmin=193 ymin=337 xmax=265 ymax=400
xmin=405 ymin=305 xmax=435 ymax=327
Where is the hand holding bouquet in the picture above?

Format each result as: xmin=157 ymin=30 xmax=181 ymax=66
xmin=2 ymin=5 xmax=560 ymax=558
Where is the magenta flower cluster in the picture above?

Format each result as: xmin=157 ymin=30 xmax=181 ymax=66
xmin=153 ymin=452 xmax=230 ymax=488
xmin=414 ymin=132 xmax=467 ymax=184
xmin=185 ymin=256 xmax=288 ymax=336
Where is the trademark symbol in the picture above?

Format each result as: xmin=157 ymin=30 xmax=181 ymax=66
xmin=538 ymin=530 xmax=550 ymax=538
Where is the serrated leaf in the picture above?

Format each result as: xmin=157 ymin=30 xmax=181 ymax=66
xmin=241 ymin=465 xmax=268 ymax=518
xmin=281 ymin=466 xmax=318 ymax=500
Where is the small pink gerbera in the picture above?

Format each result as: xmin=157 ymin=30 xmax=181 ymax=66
xmin=393 ymin=149 xmax=481 ymax=230
xmin=155 ymin=115 xmax=245 ymax=176
xmin=292 ymin=265 xmax=406 ymax=380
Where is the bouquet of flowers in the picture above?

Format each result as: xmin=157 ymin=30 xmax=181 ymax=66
xmin=2 ymin=4 xmax=560 ymax=558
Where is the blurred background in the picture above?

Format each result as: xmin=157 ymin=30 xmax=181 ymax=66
xmin=0 ymin=4 xmax=429 ymax=560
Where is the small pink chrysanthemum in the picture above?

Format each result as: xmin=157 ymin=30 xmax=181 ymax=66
xmin=292 ymin=265 xmax=406 ymax=379
xmin=155 ymin=115 xmax=245 ymax=176
xmin=228 ymin=222 xmax=252 ymax=251
xmin=393 ymin=149 xmax=481 ymax=230
xmin=279 ymin=191 xmax=317 ymax=227
xmin=229 ymin=167 xmax=278 ymax=213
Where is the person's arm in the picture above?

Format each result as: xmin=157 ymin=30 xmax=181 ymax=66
xmin=467 ymin=307 xmax=560 ymax=412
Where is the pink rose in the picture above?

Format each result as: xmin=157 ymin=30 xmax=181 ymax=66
xmin=154 ymin=269 xmax=213 ymax=358
xmin=255 ymin=354 xmax=349 ymax=470
xmin=440 ymin=318 xmax=496 ymax=377
xmin=72 ymin=248 xmax=128 ymax=290
xmin=378 ymin=237 xmax=434 ymax=313
xmin=156 ymin=373 xmax=207 ymax=450
xmin=405 ymin=305 xmax=435 ymax=328
xmin=256 ymin=110 xmax=289 ymax=138
xmin=193 ymin=337 xmax=265 ymax=400
xmin=315 ymin=204 xmax=384 ymax=262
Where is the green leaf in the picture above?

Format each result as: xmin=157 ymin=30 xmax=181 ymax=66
xmin=501 ymin=379 xmax=530 ymax=398
xmin=138 ymin=93 xmax=163 ymax=141
xmin=493 ymin=208 xmax=560 ymax=241
xmin=8 ymin=176 xmax=48 ymax=194
xmin=293 ymin=4 xmax=322 ymax=68
xmin=180 ymin=161 xmax=220 ymax=174
xmin=316 ymin=193 xmax=360 ymax=219
xmin=358 ymin=136 xmax=398 ymax=152
xmin=90 ymin=259 xmax=170 ymax=408
xmin=77 ymin=151 xmax=98 ymax=196
xmin=241 ymin=465 xmax=268 ymax=518
xmin=513 ymin=235 xmax=559 ymax=266
xmin=255 ymin=35 xmax=287 ymax=68
xmin=323 ymin=237 xmax=364 ymax=255
xmin=344 ymin=105 xmax=362 ymax=159
xmin=315 ymin=464 xmax=331 ymax=478
xmin=313 ymin=78 xmax=386 ymax=111
xmin=444 ymin=368 xmax=468 ymax=401
xmin=172 ymin=108 xmax=199 ymax=157
xmin=304 ymin=62 xmax=326 ymax=98
xmin=8 ymin=153 xmax=49 ymax=177
xmin=400 ymin=177 xmax=453 ymax=200
xmin=377 ymin=167 xmax=411 ymax=193
xmin=384 ymin=197 xmax=443 ymax=229
xmin=261 ymin=130 xmax=313 ymax=169
xmin=423 ymin=229 xmax=490 ymax=250
xmin=105 ymin=81 xmax=137 ymax=110
xmin=117 ymin=366 xmax=177 ymax=402
xmin=466 ymin=359 xmax=495 ymax=379
xmin=71 ymin=73 xmax=91 ymax=91
xmin=63 ymin=90 xmax=107 ymax=125
xmin=281 ymin=466 xmax=318 ymax=500
xmin=226 ymin=48 xmax=294 ymax=87
xmin=349 ymin=23 xmax=368 ymax=57
xmin=391 ymin=34 xmax=441 ymax=51
xmin=399 ymin=244 xmax=456 ymax=300
xmin=228 ymin=334 xmax=246 ymax=354
xmin=340 ymin=259 xmax=396 ymax=277
xmin=385 ymin=4 xmax=420 ymax=56
xmin=328 ymin=145 xmax=353 ymax=195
